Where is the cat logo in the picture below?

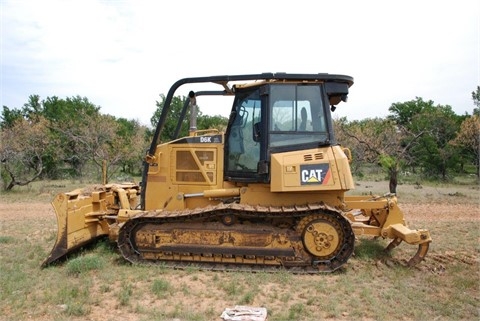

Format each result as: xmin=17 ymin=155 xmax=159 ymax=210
xmin=300 ymin=163 xmax=330 ymax=185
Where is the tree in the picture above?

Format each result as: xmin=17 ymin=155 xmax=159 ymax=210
xmin=337 ymin=117 xmax=415 ymax=193
xmin=1 ymin=106 xmax=24 ymax=128
xmin=0 ymin=116 xmax=56 ymax=190
xmin=388 ymin=97 xmax=428 ymax=126
xmin=334 ymin=117 xmax=365 ymax=174
xmin=151 ymin=94 xmax=229 ymax=142
xmin=2 ymin=94 xmax=152 ymax=185
xmin=115 ymin=117 xmax=149 ymax=176
xmin=197 ymin=114 xmax=229 ymax=132
xmin=21 ymin=94 xmax=43 ymax=121
xmin=49 ymin=111 xmax=148 ymax=181
xmin=150 ymin=94 xmax=187 ymax=142
xmin=451 ymin=114 xmax=480 ymax=178
xmin=389 ymin=98 xmax=461 ymax=179
xmin=1 ymin=95 xmax=65 ymax=181
xmin=472 ymin=86 xmax=480 ymax=113
xmin=411 ymin=106 xmax=460 ymax=179
xmin=42 ymin=96 xmax=102 ymax=177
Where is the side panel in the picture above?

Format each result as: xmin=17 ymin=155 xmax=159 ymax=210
xmin=270 ymin=145 xmax=354 ymax=192
xmin=239 ymin=183 xmax=345 ymax=207
xmin=144 ymin=135 xmax=226 ymax=211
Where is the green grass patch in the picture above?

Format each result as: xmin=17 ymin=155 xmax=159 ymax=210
xmin=151 ymin=278 xmax=172 ymax=298
xmin=239 ymin=290 xmax=255 ymax=305
xmin=117 ymin=281 xmax=133 ymax=306
xmin=354 ymin=238 xmax=387 ymax=260
xmin=65 ymin=254 xmax=105 ymax=275
xmin=222 ymin=279 xmax=244 ymax=296
xmin=0 ymin=235 xmax=15 ymax=244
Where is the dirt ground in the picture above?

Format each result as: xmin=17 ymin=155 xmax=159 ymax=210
xmin=0 ymin=181 xmax=479 ymax=321
xmin=1 ymin=199 xmax=478 ymax=225
xmin=2 ymin=180 xmax=478 ymax=222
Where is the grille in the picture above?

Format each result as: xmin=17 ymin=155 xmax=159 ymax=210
xmin=303 ymin=152 xmax=324 ymax=162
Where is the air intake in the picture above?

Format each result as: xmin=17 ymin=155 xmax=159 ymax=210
xmin=314 ymin=152 xmax=324 ymax=160
xmin=303 ymin=152 xmax=324 ymax=162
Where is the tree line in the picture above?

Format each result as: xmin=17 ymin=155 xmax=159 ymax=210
xmin=1 ymin=89 xmax=479 ymax=191
xmin=335 ymin=88 xmax=479 ymax=192
xmin=0 ymin=94 xmax=228 ymax=190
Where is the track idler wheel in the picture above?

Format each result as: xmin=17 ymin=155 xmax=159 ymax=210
xmin=303 ymin=220 xmax=341 ymax=259
xmin=385 ymin=237 xmax=430 ymax=267
xmin=298 ymin=212 xmax=355 ymax=272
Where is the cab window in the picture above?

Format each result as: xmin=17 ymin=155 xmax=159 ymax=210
xmin=226 ymin=90 xmax=262 ymax=173
xmin=269 ymin=84 xmax=328 ymax=148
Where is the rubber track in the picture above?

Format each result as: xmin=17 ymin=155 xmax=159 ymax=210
xmin=117 ymin=202 xmax=355 ymax=273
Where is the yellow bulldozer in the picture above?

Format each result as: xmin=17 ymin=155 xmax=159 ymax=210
xmin=43 ymin=73 xmax=431 ymax=272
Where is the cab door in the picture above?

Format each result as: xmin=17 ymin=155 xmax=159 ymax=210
xmin=224 ymin=86 xmax=267 ymax=182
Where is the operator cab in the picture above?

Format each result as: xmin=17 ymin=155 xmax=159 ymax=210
xmin=224 ymin=81 xmax=348 ymax=183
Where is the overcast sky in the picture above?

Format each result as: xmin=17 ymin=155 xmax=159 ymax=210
xmin=1 ymin=0 xmax=479 ymax=126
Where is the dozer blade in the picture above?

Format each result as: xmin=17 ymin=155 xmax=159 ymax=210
xmin=42 ymin=184 xmax=140 ymax=267
xmin=42 ymin=189 xmax=112 ymax=267
xmin=42 ymin=192 xmax=70 ymax=266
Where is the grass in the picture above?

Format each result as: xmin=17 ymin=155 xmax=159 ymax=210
xmin=151 ymin=279 xmax=172 ymax=298
xmin=66 ymin=254 xmax=106 ymax=276
xmin=118 ymin=281 xmax=133 ymax=306
xmin=1 ymin=236 xmax=478 ymax=321
xmin=0 ymin=179 xmax=479 ymax=321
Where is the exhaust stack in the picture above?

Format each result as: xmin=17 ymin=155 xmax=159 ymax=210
xmin=188 ymin=91 xmax=197 ymax=136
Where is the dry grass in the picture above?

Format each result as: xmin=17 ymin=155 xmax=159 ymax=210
xmin=0 ymin=179 xmax=479 ymax=321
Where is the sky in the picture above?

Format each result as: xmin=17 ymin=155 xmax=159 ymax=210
xmin=1 ymin=0 xmax=479 ymax=127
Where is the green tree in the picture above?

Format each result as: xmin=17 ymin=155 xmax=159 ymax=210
xmin=150 ymin=94 xmax=228 ymax=142
xmin=21 ymin=94 xmax=43 ymax=121
xmin=1 ymin=106 xmax=24 ymax=128
xmin=115 ymin=117 xmax=149 ymax=176
xmin=389 ymin=98 xmax=461 ymax=179
xmin=150 ymin=94 xmax=187 ymax=142
xmin=41 ymin=95 xmax=100 ymax=122
xmin=472 ymin=86 xmax=480 ymax=116
xmin=451 ymin=114 xmax=480 ymax=178
xmin=41 ymin=96 xmax=102 ymax=177
xmin=197 ymin=114 xmax=228 ymax=132
xmin=388 ymin=97 xmax=430 ymax=127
